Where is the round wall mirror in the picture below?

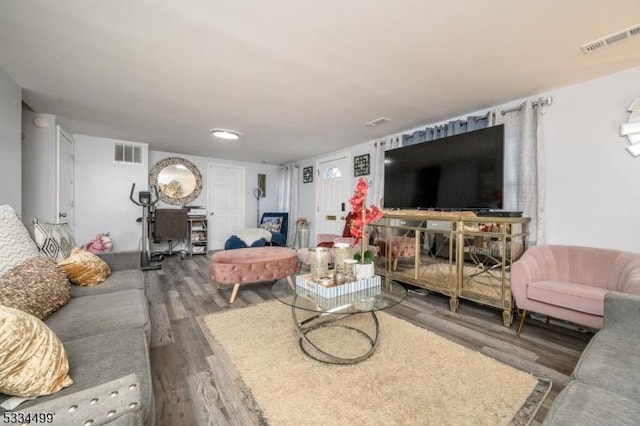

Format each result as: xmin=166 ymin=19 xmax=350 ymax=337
xmin=149 ymin=157 xmax=203 ymax=205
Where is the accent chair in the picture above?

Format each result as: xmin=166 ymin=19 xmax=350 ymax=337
xmin=511 ymin=244 xmax=640 ymax=336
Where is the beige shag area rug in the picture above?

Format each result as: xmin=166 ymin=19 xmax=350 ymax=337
xmin=202 ymin=302 xmax=544 ymax=426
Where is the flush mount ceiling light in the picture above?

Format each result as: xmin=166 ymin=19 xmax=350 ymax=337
xmin=365 ymin=117 xmax=391 ymax=128
xmin=210 ymin=129 xmax=241 ymax=140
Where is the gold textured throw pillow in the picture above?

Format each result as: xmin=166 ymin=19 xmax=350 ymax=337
xmin=0 ymin=305 xmax=73 ymax=397
xmin=0 ymin=256 xmax=71 ymax=320
xmin=58 ymin=248 xmax=111 ymax=286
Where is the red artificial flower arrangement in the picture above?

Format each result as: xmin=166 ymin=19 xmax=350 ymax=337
xmin=349 ymin=178 xmax=383 ymax=262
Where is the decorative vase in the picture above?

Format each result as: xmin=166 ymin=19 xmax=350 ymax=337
xmin=353 ymin=263 xmax=375 ymax=281
xmin=296 ymin=226 xmax=309 ymax=249
xmin=309 ymin=247 xmax=330 ymax=282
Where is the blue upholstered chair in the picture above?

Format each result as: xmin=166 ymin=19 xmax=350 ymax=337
xmin=259 ymin=212 xmax=289 ymax=246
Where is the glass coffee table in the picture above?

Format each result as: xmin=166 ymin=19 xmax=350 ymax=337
xmin=272 ymin=277 xmax=406 ymax=364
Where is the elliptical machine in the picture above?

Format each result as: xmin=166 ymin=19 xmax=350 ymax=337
xmin=129 ymin=183 xmax=162 ymax=271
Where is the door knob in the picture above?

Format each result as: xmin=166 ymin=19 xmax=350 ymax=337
xmin=59 ymin=212 xmax=67 ymax=218
xmin=210 ymin=212 xmax=214 ymax=215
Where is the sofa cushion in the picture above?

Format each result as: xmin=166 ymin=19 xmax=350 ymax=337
xmin=527 ymin=280 xmax=607 ymax=316
xmin=0 ymin=256 xmax=71 ymax=320
xmin=0 ymin=205 xmax=41 ymax=275
xmin=342 ymin=211 xmax=357 ymax=237
xmin=58 ymin=248 xmax=111 ymax=286
xmin=45 ymin=289 xmax=150 ymax=342
xmin=1 ymin=329 xmax=154 ymax=425
xmin=97 ymin=251 xmax=141 ymax=272
xmin=544 ymin=381 xmax=640 ymax=425
xmin=0 ymin=305 xmax=73 ymax=397
xmin=32 ymin=218 xmax=76 ymax=262
xmin=70 ymin=269 xmax=145 ymax=298
xmin=224 ymin=235 xmax=267 ymax=250
xmin=572 ymin=328 xmax=640 ymax=401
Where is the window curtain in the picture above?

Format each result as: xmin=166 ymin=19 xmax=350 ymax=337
xmin=402 ymin=111 xmax=493 ymax=146
xmin=494 ymin=101 xmax=545 ymax=244
xmin=277 ymin=164 xmax=299 ymax=246
xmin=371 ymin=134 xmax=402 ymax=208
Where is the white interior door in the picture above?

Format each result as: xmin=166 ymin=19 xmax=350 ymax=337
xmin=207 ymin=163 xmax=245 ymax=250
xmin=316 ymin=156 xmax=351 ymax=235
xmin=56 ymin=125 xmax=74 ymax=230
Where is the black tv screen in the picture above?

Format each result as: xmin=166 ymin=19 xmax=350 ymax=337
xmin=383 ymin=125 xmax=504 ymax=210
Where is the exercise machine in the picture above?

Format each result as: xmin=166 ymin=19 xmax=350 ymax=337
xmin=129 ymin=183 xmax=162 ymax=271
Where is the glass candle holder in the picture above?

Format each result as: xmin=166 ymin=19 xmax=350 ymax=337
xmin=309 ymin=247 xmax=330 ymax=282
xmin=342 ymin=258 xmax=358 ymax=283
xmin=333 ymin=243 xmax=351 ymax=273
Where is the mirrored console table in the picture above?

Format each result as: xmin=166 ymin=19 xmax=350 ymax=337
xmin=370 ymin=210 xmax=530 ymax=326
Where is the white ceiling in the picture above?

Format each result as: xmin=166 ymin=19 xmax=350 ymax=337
xmin=1 ymin=1 xmax=640 ymax=165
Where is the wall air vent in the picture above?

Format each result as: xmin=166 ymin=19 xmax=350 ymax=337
xmin=581 ymin=24 xmax=640 ymax=54
xmin=365 ymin=117 xmax=391 ymax=127
xmin=114 ymin=142 xmax=143 ymax=165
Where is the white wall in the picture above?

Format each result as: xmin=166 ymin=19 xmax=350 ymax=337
xmin=73 ymin=142 xmax=282 ymax=252
xmin=0 ymin=66 xmax=22 ymax=213
xmin=74 ymin=135 xmax=149 ymax=252
xmin=298 ymin=66 xmax=640 ymax=253
xmin=544 ymin=67 xmax=640 ymax=252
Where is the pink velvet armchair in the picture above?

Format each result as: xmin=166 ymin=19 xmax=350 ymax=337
xmin=511 ymin=245 xmax=640 ymax=336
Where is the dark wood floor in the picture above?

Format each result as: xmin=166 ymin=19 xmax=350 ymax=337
xmin=147 ymin=254 xmax=593 ymax=425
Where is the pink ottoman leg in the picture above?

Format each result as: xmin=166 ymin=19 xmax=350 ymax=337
xmin=230 ymin=283 xmax=241 ymax=304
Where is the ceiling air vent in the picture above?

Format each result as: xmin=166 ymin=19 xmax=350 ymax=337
xmin=365 ymin=117 xmax=391 ymax=128
xmin=581 ymin=24 xmax=640 ymax=54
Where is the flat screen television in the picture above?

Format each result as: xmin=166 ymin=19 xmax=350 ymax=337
xmin=383 ymin=125 xmax=504 ymax=211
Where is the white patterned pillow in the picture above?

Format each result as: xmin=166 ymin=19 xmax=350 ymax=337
xmin=0 ymin=205 xmax=41 ymax=275
xmin=32 ymin=219 xmax=76 ymax=262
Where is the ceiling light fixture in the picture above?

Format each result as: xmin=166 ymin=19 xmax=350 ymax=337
xmin=365 ymin=117 xmax=391 ymax=128
xmin=210 ymin=129 xmax=241 ymax=140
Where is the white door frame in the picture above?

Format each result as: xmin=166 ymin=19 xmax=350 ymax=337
xmin=56 ymin=125 xmax=74 ymax=230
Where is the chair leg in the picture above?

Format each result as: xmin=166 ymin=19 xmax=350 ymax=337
xmin=516 ymin=309 xmax=527 ymax=337
xmin=229 ymin=283 xmax=240 ymax=304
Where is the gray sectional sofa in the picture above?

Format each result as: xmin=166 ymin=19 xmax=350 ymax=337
xmin=543 ymin=292 xmax=640 ymax=425
xmin=0 ymin=252 xmax=154 ymax=425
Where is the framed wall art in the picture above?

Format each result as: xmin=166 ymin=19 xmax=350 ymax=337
xmin=303 ymin=166 xmax=313 ymax=183
xmin=353 ymin=154 xmax=370 ymax=177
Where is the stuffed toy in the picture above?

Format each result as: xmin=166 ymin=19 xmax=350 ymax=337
xmin=83 ymin=233 xmax=113 ymax=254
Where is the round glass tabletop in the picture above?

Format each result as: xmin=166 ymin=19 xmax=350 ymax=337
xmin=272 ymin=277 xmax=406 ymax=314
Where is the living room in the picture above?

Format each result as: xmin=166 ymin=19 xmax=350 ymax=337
xmin=1 ymin=2 xmax=640 ymax=425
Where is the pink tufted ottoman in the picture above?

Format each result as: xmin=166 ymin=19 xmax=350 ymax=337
xmin=209 ymin=246 xmax=298 ymax=303
xmin=377 ymin=236 xmax=417 ymax=271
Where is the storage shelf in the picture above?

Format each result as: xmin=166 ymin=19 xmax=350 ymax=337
xmin=188 ymin=217 xmax=208 ymax=255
